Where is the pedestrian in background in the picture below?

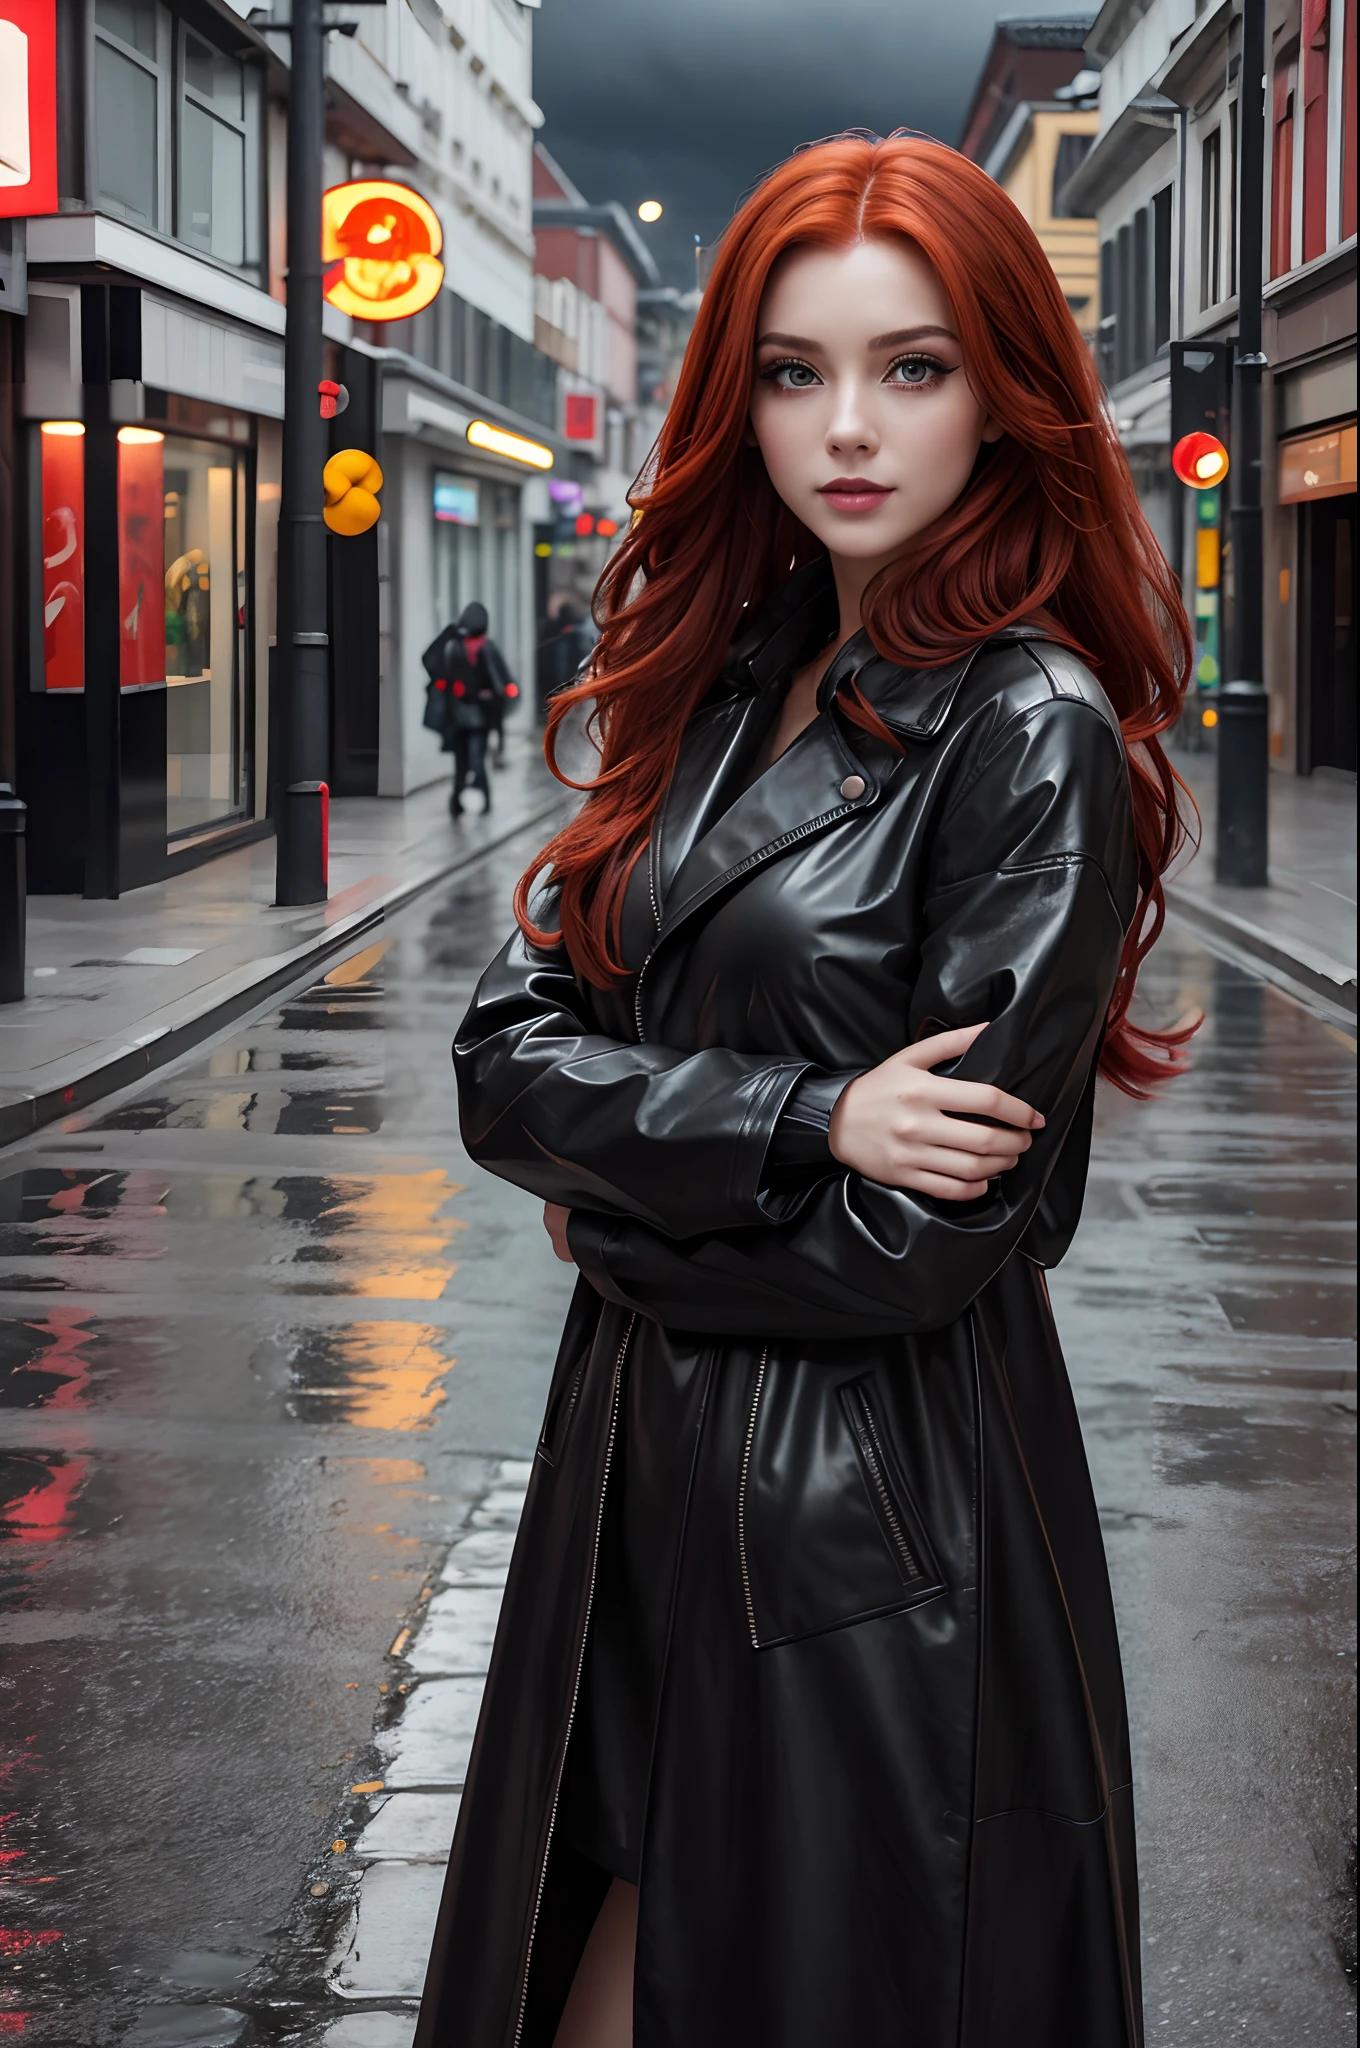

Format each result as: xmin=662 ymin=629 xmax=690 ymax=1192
xmin=422 ymin=602 xmax=517 ymax=815
xmin=535 ymin=599 xmax=593 ymax=721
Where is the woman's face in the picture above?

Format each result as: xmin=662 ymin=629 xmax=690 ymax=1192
xmin=748 ymin=237 xmax=1000 ymax=572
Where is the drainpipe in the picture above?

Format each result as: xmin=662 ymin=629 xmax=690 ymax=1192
xmin=1217 ymin=0 xmax=1270 ymax=886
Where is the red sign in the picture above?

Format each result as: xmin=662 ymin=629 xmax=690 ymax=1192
xmin=40 ymin=424 xmax=83 ymax=692
xmin=564 ymin=393 xmax=598 ymax=441
xmin=0 ymin=0 xmax=58 ymax=219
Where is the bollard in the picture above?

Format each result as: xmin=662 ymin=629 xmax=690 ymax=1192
xmin=278 ymin=780 xmax=329 ymax=906
xmin=0 ymin=784 xmax=26 ymax=1005
xmin=1215 ymin=680 xmax=1269 ymax=887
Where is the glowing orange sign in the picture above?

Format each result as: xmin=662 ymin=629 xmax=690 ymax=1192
xmin=322 ymin=180 xmax=444 ymax=322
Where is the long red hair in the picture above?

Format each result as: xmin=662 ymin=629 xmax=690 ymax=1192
xmin=518 ymin=135 xmax=1197 ymax=1095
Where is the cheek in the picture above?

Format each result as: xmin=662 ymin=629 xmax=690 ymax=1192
xmin=749 ymin=392 xmax=818 ymax=494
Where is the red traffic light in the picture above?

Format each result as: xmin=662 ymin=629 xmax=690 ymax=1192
xmin=574 ymin=512 xmax=595 ymax=537
xmin=596 ymin=517 xmax=619 ymax=538
xmin=1173 ymin=431 xmax=1229 ymax=489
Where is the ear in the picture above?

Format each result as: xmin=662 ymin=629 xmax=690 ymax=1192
xmin=979 ymin=415 xmax=1005 ymax=446
xmin=742 ymin=414 xmax=760 ymax=450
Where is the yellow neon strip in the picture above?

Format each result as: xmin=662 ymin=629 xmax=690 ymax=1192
xmin=466 ymin=420 xmax=554 ymax=470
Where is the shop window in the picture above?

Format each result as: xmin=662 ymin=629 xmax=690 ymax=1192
xmin=160 ymin=437 xmax=249 ymax=838
xmin=1200 ymin=127 xmax=1222 ymax=308
xmin=1271 ymin=55 xmax=1297 ymax=277
xmin=118 ymin=427 xmax=167 ymax=689
xmin=39 ymin=423 xmax=85 ymax=693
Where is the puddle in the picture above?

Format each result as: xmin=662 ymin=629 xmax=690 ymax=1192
xmin=0 ymin=1451 xmax=90 ymax=1541
xmin=94 ymin=1089 xmax=385 ymax=1137
xmin=1139 ymin=1177 xmax=1356 ymax=1222
xmin=280 ymin=1323 xmax=455 ymax=1431
xmin=0 ymin=1315 xmax=104 ymax=1410
xmin=1155 ymin=1403 xmax=1355 ymax=1488
xmin=1215 ymin=1286 xmax=1357 ymax=1341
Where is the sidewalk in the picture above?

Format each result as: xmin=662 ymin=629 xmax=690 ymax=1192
xmin=1166 ymin=755 xmax=1357 ymax=1019
xmin=0 ymin=724 xmax=571 ymax=1147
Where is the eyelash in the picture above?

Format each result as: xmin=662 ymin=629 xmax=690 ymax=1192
xmin=759 ymin=353 xmax=954 ymax=392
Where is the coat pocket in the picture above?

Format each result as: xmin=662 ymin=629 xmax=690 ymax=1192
xmin=738 ymin=1359 xmax=946 ymax=1651
xmin=536 ymin=1349 xmax=588 ymax=1466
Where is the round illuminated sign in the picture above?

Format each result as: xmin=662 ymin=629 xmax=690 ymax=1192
xmin=1172 ymin=431 xmax=1230 ymax=490
xmin=322 ymin=180 xmax=444 ymax=323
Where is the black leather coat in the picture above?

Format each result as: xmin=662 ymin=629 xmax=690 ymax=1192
xmin=416 ymin=564 xmax=1144 ymax=2048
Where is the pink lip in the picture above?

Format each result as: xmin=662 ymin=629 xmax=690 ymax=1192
xmin=817 ymin=478 xmax=895 ymax=513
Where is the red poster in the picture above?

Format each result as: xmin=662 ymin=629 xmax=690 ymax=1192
xmin=0 ymin=0 xmax=58 ymax=219
xmin=117 ymin=431 xmax=167 ymax=689
xmin=40 ymin=424 xmax=83 ymax=692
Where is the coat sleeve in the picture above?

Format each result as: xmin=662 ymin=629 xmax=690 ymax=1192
xmin=566 ymin=696 xmax=1137 ymax=1338
xmin=453 ymin=928 xmax=815 ymax=1239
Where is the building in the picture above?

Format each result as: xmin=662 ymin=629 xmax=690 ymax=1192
xmin=7 ymin=0 xmax=566 ymax=902
xmin=530 ymin=143 xmax=659 ymax=625
xmin=958 ymin=16 xmax=1102 ymax=343
xmin=1066 ymin=0 xmax=1356 ymax=774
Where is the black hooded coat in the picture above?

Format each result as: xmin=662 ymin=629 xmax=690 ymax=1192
xmin=414 ymin=562 xmax=1145 ymax=2048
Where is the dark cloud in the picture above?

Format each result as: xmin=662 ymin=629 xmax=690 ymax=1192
xmin=531 ymin=0 xmax=1028 ymax=285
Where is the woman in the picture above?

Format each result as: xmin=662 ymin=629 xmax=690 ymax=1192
xmin=415 ymin=136 xmax=1193 ymax=2048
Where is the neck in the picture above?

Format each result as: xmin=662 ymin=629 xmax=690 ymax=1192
xmin=827 ymin=549 xmax=900 ymax=651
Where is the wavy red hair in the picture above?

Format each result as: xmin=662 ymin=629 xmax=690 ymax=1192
xmin=518 ymin=135 xmax=1197 ymax=1095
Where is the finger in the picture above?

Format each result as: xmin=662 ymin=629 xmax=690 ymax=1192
xmin=907 ymin=1112 xmax=1032 ymax=1157
xmin=899 ymin=1146 xmax=1022 ymax=1182
xmin=898 ymin=1024 xmax=987 ymax=1071
xmin=894 ymin=1168 xmax=991 ymax=1202
xmin=916 ymin=1073 xmax=1044 ymax=1129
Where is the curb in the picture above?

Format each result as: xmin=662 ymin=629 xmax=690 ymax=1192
xmin=1165 ymin=881 xmax=1358 ymax=1022
xmin=0 ymin=798 xmax=567 ymax=1152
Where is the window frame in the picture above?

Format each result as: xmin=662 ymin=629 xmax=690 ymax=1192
xmin=93 ymin=0 xmax=172 ymax=233
xmin=173 ymin=16 xmax=262 ymax=277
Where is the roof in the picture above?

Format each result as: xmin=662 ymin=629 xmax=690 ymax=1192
xmin=958 ymin=14 xmax=1097 ymax=161
xmin=532 ymin=200 xmax=661 ymax=288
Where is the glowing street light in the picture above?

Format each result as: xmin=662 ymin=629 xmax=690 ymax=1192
xmin=637 ymin=200 xmax=663 ymax=223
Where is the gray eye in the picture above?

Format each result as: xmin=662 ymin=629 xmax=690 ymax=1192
xmin=782 ymin=363 xmax=818 ymax=387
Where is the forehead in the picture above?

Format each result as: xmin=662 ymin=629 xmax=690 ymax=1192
xmin=756 ymin=237 xmax=951 ymax=336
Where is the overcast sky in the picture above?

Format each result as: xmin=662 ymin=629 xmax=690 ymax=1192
xmin=531 ymin=0 xmax=1041 ymax=287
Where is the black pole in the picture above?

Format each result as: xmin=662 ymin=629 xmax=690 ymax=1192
xmin=1217 ymin=0 xmax=1269 ymax=886
xmin=275 ymin=0 xmax=330 ymax=906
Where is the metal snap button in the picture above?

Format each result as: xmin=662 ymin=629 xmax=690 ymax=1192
xmin=839 ymin=774 xmax=867 ymax=800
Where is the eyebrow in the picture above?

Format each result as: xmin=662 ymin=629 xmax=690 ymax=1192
xmin=754 ymin=324 xmax=958 ymax=351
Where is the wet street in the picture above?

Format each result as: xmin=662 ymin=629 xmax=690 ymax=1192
xmin=0 ymin=822 xmax=1354 ymax=2046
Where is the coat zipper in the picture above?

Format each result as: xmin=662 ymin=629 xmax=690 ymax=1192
xmin=736 ymin=1348 xmax=769 ymax=1650
xmin=846 ymin=1386 xmax=923 ymax=1582
xmin=511 ymin=1313 xmax=635 ymax=2048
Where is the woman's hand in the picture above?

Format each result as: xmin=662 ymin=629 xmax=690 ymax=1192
xmin=828 ymin=1024 xmax=1043 ymax=1201
xmin=543 ymin=1202 xmax=575 ymax=1263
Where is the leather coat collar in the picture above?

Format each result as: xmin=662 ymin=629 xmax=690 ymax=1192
xmin=646 ymin=561 xmax=1035 ymax=959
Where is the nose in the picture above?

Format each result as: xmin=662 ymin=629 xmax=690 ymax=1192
xmin=825 ymin=376 xmax=878 ymax=462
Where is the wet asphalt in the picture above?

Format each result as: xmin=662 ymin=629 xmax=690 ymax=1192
xmin=0 ymin=821 xmax=1354 ymax=2047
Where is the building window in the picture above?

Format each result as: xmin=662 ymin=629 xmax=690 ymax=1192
xmin=1051 ymin=132 xmax=1093 ymax=218
xmin=1153 ymin=184 xmax=1173 ymax=352
xmin=1200 ymin=127 xmax=1222 ymax=308
xmin=1098 ymin=238 xmax=1116 ymax=388
xmin=94 ymin=0 xmax=167 ymax=231
xmin=1301 ymin=0 xmax=1330 ymax=263
xmin=94 ymin=0 xmax=262 ymax=278
xmin=1271 ymin=55 xmax=1297 ymax=277
xmin=178 ymin=28 xmax=257 ymax=269
xmin=1228 ymin=98 xmax=1239 ymax=295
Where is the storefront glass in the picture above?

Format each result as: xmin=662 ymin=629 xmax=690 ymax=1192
xmin=40 ymin=422 xmax=86 ymax=692
xmin=432 ymin=470 xmax=521 ymax=674
xmin=161 ymin=436 xmax=248 ymax=838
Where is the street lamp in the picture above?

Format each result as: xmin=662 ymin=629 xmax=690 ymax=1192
xmin=1217 ymin=0 xmax=1269 ymax=888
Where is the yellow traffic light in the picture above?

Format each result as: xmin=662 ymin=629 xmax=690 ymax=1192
xmin=324 ymin=449 xmax=383 ymax=536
